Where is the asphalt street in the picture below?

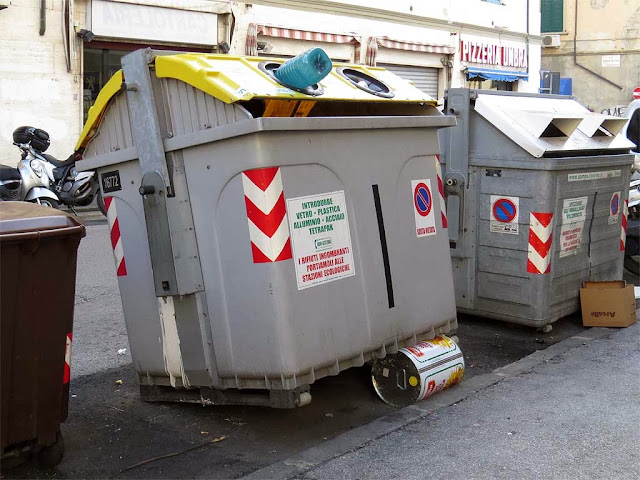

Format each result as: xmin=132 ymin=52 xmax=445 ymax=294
xmin=4 ymin=221 xmax=638 ymax=479
xmin=291 ymin=323 xmax=640 ymax=480
xmin=72 ymin=223 xmax=131 ymax=377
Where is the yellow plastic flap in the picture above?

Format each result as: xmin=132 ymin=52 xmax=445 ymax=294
xmin=154 ymin=53 xmax=436 ymax=104
xmin=75 ymin=70 xmax=123 ymax=150
xmin=76 ymin=53 xmax=437 ymax=150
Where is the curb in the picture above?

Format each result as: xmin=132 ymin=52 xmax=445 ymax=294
xmin=240 ymin=327 xmax=615 ymax=480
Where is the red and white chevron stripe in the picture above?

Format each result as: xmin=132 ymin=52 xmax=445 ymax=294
xmin=105 ymin=196 xmax=128 ymax=276
xmin=620 ymin=199 xmax=628 ymax=251
xmin=435 ymin=155 xmax=447 ymax=228
xmin=527 ymin=212 xmax=553 ymax=274
xmin=63 ymin=332 xmax=72 ymax=384
xmin=242 ymin=167 xmax=292 ymax=263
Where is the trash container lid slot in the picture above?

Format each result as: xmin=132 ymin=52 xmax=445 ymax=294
xmin=473 ymin=93 xmax=635 ymax=158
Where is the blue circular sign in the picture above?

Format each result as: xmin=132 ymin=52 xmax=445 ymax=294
xmin=414 ymin=183 xmax=432 ymax=217
xmin=611 ymin=193 xmax=619 ymax=215
xmin=493 ymin=198 xmax=517 ymax=223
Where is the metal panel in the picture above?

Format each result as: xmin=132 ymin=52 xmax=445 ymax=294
xmin=442 ymin=88 xmax=633 ymax=327
xmin=380 ymin=64 xmax=439 ymax=98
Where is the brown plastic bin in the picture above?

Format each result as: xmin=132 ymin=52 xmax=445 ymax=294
xmin=1 ymin=202 xmax=85 ymax=468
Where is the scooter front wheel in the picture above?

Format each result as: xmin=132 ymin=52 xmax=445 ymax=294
xmin=35 ymin=198 xmax=59 ymax=209
xmin=96 ymin=190 xmax=107 ymax=216
xmin=624 ymin=255 xmax=639 ymax=275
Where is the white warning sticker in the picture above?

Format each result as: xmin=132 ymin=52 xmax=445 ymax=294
xmin=412 ymin=179 xmax=437 ymax=237
xmin=490 ymin=195 xmax=519 ymax=235
xmin=287 ymin=190 xmax=355 ymax=290
xmin=559 ymin=196 xmax=588 ymax=258
xmin=562 ymin=196 xmax=588 ymax=224
xmin=559 ymin=222 xmax=584 ymax=258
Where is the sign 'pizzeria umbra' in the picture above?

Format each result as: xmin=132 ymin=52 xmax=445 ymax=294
xmin=460 ymin=39 xmax=527 ymax=69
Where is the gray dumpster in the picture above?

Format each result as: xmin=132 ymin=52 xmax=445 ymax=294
xmin=440 ymin=88 xmax=635 ymax=329
xmin=76 ymin=49 xmax=458 ymax=407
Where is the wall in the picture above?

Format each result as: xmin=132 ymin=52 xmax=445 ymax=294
xmin=541 ymin=0 xmax=639 ymax=112
xmin=0 ymin=0 xmax=83 ymax=166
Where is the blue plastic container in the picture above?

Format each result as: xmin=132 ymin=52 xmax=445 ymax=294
xmin=274 ymin=48 xmax=332 ymax=90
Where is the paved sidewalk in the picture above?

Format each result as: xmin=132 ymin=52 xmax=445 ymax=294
xmin=247 ymin=322 xmax=640 ymax=480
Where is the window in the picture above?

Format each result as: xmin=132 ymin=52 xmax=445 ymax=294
xmin=83 ymin=48 xmax=128 ymax=122
xmin=541 ymin=0 xmax=564 ymax=33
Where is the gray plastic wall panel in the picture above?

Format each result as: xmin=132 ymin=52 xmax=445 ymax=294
xmin=95 ymin=161 xmax=167 ymax=377
xmin=84 ymin=93 xmax=133 ymax=158
xmin=182 ymin=126 xmax=457 ymax=387
xmin=161 ymin=78 xmax=251 ymax=138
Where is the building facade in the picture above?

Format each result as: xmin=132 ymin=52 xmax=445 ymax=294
xmin=540 ymin=0 xmax=639 ymax=113
xmin=1 ymin=0 xmax=541 ymax=165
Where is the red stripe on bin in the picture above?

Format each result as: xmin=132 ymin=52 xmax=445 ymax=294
xmin=527 ymin=259 xmax=551 ymax=275
xmin=531 ymin=211 xmax=553 ymax=228
xmin=275 ymin=238 xmax=293 ymax=262
xmin=528 ymin=231 xmax=552 ymax=257
xmin=244 ymin=193 xmax=287 ymax=237
xmin=243 ymin=167 xmax=280 ymax=191
xmin=116 ymin=259 xmax=128 ymax=277
xmin=110 ymin=218 xmax=121 ymax=249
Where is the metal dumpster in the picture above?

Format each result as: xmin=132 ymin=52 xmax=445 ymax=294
xmin=75 ymin=49 xmax=458 ymax=407
xmin=440 ymin=88 xmax=635 ymax=329
xmin=1 ymin=202 xmax=85 ymax=466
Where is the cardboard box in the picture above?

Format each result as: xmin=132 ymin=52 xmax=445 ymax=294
xmin=580 ymin=281 xmax=637 ymax=328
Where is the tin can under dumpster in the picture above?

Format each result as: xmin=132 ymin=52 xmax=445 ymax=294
xmin=439 ymin=89 xmax=635 ymax=329
xmin=0 ymin=202 xmax=85 ymax=466
xmin=371 ymin=335 xmax=464 ymax=408
xmin=75 ymin=49 xmax=458 ymax=407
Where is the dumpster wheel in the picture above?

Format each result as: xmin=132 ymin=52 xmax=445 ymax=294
xmin=37 ymin=431 xmax=64 ymax=468
xmin=537 ymin=324 xmax=553 ymax=334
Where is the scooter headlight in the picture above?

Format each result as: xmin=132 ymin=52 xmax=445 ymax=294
xmin=30 ymin=159 xmax=43 ymax=177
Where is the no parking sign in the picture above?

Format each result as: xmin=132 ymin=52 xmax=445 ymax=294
xmin=490 ymin=195 xmax=519 ymax=234
xmin=412 ymin=179 xmax=437 ymax=237
xmin=609 ymin=191 xmax=621 ymax=225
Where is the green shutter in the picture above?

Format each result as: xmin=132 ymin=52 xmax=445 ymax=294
xmin=541 ymin=0 xmax=564 ymax=33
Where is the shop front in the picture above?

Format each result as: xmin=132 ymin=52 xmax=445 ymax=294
xmin=456 ymin=35 xmax=529 ymax=91
xmin=80 ymin=0 xmax=230 ymax=120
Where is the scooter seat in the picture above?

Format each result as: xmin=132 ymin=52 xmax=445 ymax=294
xmin=41 ymin=153 xmax=75 ymax=167
xmin=0 ymin=164 xmax=21 ymax=181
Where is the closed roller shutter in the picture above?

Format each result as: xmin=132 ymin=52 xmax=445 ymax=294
xmin=380 ymin=64 xmax=439 ymax=98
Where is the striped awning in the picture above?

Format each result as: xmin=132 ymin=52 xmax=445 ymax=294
xmin=365 ymin=36 xmax=378 ymax=66
xmin=378 ymin=37 xmax=455 ymax=55
xmin=246 ymin=23 xmax=258 ymax=56
xmin=257 ymin=25 xmax=360 ymax=44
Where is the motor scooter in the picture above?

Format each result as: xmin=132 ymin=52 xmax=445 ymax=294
xmin=0 ymin=127 xmax=60 ymax=207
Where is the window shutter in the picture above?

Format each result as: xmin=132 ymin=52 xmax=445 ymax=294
xmin=541 ymin=0 xmax=564 ymax=33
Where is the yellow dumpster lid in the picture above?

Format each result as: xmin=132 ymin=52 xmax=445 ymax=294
xmin=76 ymin=53 xmax=437 ymax=150
xmin=76 ymin=70 xmax=123 ymax=151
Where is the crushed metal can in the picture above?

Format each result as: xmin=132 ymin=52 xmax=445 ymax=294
xmin=371 ymin=335 xmax=464 ymax=408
